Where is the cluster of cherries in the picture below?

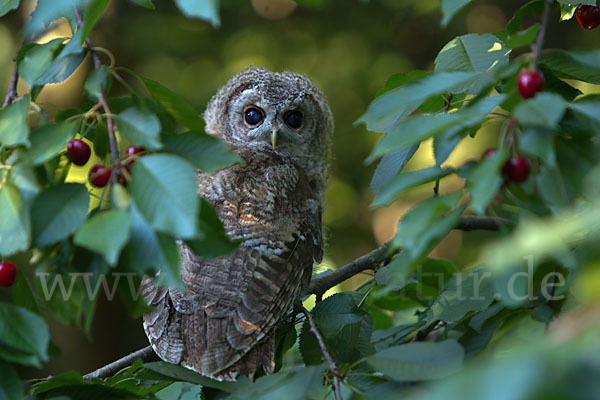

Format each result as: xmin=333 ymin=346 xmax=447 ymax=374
xmin=66 ymin=139 xmax=146 ymax=188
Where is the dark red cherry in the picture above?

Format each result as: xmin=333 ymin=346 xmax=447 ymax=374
xmin=89 ymin=164 xmax=112 ymax=187
xmin=517 ymin=69 xmax=544 ymax=99
xmin=66 ymin=139 xmax=91 ymax=166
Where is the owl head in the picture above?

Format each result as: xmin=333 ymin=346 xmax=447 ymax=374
xmin=204 ymin=66 xmax=333 ymax=191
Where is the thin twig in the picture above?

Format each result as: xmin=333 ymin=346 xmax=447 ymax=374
xmin=84 ymin=345 xmax=158 ymax=379
xmin=532 ymin=0 xmax=552 ymax=69
xmin=2 ymin=64 xmax=19 ymax=107
xmin=411 ymin=320 xmax=442 ymax=342
xmin=298 ymin=303 xmax=343 ymax=400
xmin=72 ymin=7 xmax=120 ymax=171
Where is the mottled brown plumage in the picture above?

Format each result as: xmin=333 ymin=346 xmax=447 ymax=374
xmin=142 ymin=66 xmax=333 ymax=381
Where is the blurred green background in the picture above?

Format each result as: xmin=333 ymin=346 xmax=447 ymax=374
xmin=0 ymin=0 xmax=597 ymax=379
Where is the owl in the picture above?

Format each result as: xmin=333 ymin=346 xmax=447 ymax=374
xmin=142 ymin=66 xmax=333 ymax=381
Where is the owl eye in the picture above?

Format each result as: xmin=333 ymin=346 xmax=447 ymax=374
xmin=244 ymin=107 xmax=264 ymax=126
xmin=284 ymin=110 xmax=303 ymax=129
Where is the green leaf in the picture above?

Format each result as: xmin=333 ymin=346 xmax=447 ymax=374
xmin=435 ymin=34 xmax=510 ymax=93
xmin=141 ymin=77 xmax=205 ymax=131
xmin=514 ymin=93 xmax=567 ymax=128
xmin=129 ymin=0 xmax=155 ymax=9
xmin=24 ymin=122 xmax=76 ymax=165
xmin=466 ymin=147 xmax=508 ymax=214
xmin=0 ymin=0 xmax=20 ymax=17
xmin=117 ymin=107 xmax=162 ymax=149
xmin=555 ymin=0 xmax=596 ymax=5
xmin=163 ymin=131 xmax=241 ymax=173
xmin=24 ymin=0 xmax=87 ymax=41
xmin=232 ymin=366 xmax=327 ymax=400
xmin=0 ymin=184 xmax=31 ymax=256
xmin=540 ymin=49 xmax=600 ymax=85
xmin=84 ymin=65 xmax=110 ymax=101
xmin=392 ymin=192 xmax=464 ymax=261
xmin=536 ymin=165 xmax=572 ymax=212
xmin=81 ymin=0 xmax=110 ymax=43
xmin=130 ymin=154 xmax=198 ymax=238
xmin=370 ymin=145 xmax=419 ymax=194
xmin=495 ymin=23 xmax=540 ymax=50
xmin=368 ymin=95 xmax=505 ymax=162
xmin=372 ymin=167 xmax=454 ymax=208
xmin=31 ymin=183 xmax=90 ymax=248
xmin=0 ymin=359 xmax=24 ymax=400
xmin=505 ymin=1 xmax=544 ymax=35
xmin=173 ymin=0 xmax=220 ymax=27
xmin=17 ymin=39 xmax=64 ymax=88
xmin=0 ymin=95 xmax=30 ymax=147
xmin=0 ymin=302 xmax=50 ymax=367
xmin=34 ymin=52 xmax=86 ymax=87
xmin=560 ymin=4 xmax=577 ymax=20
xmin=122 ymin=202 xmax=182 ymax=288
xmin=357 ymin=71 xmax=479 ymax=133
xmin=366 ymin=340 xmax=464 ymax=381
xmin=440 ymin=0 xmax=471 ymax=27
xmin=375 ymin=71 xmax=429 ymax=98
xmin=300 ymin=293 xmax=374 ymax=365
xmin=185 ymin=198 xmax=239 ymax=259
xmin=520 ymin=128 xmax=556 ymax=167
xmin=141 ymin=361 xmax=240 ymax=392
xmin=571 ymin=95 xmax=600 ymax=134
xmin=74 ymin=210 xmax=132 ymax=266
xmin=428 ymin=267 xmax=495 ymax=323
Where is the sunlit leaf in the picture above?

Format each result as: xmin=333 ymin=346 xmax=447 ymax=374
xmin=173 ymin=0 xmax=220 ymax=27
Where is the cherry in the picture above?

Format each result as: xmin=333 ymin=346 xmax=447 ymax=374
xmin=517 ymin=69 xmax=544 ymax=99
xmin=502 ymin=156 xmax=530 ymax=183
xmin=89 ymin=164 xmax=112 ymax=187
xmin=66 ymin=139 xmax=91 ymax=166
xmin=0 ymin=261 xmax=17 ymax=287
xmin=125 ymin=146 xmax=146 ymax=156
xmin=576 ymin=5 xmax=600 ymax=30
xmin=482 ymin=148 xmax=497 ymax=160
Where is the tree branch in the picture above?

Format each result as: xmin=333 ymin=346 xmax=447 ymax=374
xmin=532 ymin=0 xmax=553 ymax=69
xmin=306 ymin=216 xmax=512 ymax=298
xmin=298 ymin=303 xmax=343 ymax=400
xmin=84 ymin=345 xmax=158 ymax=379
xmin=2 ymin=64 xmax=19 ymax=107
xmin=72 ymin=7 xmax=120 ymax=171
xmin=83 ymin=215 xmax=512 ymax=381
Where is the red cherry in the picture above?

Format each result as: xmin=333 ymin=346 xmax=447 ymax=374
xmin=502 ymin=157 xmax=530 ymax=183
xmin=0 ymin=261 xmax=17 ymax=287
xmin=517 ymin=69 xmax=544 ymax=99
xmin=114 ymin=168 xmax=128 ymax=187
xmin=66 ymin=139 xmax=92 ymax=166
xmin=576 ymin=5 xmax=600 ymax=30
xmin=89 ymin=164 xmax=112 ymax=187
xmin=125 ymin=146 xmax=146 ymax=156
xmin=482 ymin=148 xmax=497 ymax=160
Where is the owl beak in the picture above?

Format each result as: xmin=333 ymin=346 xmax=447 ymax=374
xmin=271 ymin=127 xmax=278 ymax=149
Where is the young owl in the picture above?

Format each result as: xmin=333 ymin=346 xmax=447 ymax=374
xmin=142 ymin=66 xmax=333 ymax=381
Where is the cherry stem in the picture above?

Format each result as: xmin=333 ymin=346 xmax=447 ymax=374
xmin=297 ymin=303 xmax=343 ymax=400
xmin=72 ymin=7 xmax=120 ymax=178
xmin=2 ymin=64 xmax=19 ymax=107
xmin=532 ymin=0 xmax=553 ymax=69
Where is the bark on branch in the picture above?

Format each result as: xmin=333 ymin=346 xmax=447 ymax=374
xmin=306 ymin=215 xmax=512 ymax=299
xmin=84 ymin=346 xmax=158 ymax=379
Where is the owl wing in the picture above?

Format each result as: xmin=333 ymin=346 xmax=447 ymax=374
xmin=142 ymin=159 xmax=322 ymax=381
